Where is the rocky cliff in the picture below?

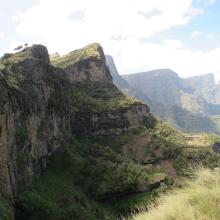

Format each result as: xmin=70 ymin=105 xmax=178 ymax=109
xmin=0 ymin=44 xmax=149 ymax=201
xmin=52 ymin=43 xmax=112 ymax=83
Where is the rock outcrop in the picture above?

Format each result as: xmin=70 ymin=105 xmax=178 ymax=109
xmin=0 ymin=43 xmax=149 ymax=200
xmin=51 ymin=43 xmax=112 ymax=83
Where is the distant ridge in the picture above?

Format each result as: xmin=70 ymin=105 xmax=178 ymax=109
xmin=107 ymin=56 xmax=220 ymax=134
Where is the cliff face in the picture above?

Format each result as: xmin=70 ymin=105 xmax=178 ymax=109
xmin=0 ymin=45 xmax=72 ymax=199
xmin=105 ymin=55 xmax=130 ymax=89
xmin=0 ymin=44 xmax=149 ymax=199
xmin=51 ymin=43 xmax=112 ymax=83
xmin=124 ymin=69 xmax=182 ymax=107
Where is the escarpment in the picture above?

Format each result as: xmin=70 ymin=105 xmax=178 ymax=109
xmin=51 ymin=43 xmax=113 ymax=83
xmin=0 ymin=43 xmax=149 ymax=199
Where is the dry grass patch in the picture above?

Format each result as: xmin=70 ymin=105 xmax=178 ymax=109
xmin=132 ymin=168 xmax=220 ymax=220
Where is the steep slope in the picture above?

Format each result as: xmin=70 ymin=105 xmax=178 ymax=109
xmin=105 ymin=55 xmax=130 ymax=90
xmin=105 ymin=55 xmax=153 ymax=108
xmin=1 ymin=44 xmax=219 ymax=220
xmin=0 ymin=43 xmax=164 ymax=220
xmin=124 ymin=69 xmax=182 ymax=107
xmin=0 ymin=43 xmax=149 ymax=197
xmin=183 ymin=73 xmax=217 ymax=104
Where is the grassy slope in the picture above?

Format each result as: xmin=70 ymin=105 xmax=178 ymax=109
xmin=51 ymin=43 xmax=102 ymax=68
xmin=132 ymin=168 xmax=220 ymax=220
xmin=65 ymin=82 xmax=139 ymax=112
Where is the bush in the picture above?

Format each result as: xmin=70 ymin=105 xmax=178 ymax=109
xmin=0 ymin=197 xmax=13 ymax=220
xmin=144 ymin=113 xmax=157 ymax=129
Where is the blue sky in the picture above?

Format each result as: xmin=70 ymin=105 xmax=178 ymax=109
xmin=0 ymin=0 xmax=220 ymax=80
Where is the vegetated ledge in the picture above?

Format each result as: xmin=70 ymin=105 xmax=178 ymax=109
xmin=51 ymin=43 xmax=103 ymax=68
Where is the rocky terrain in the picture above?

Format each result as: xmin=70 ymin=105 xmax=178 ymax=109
xmin=106 ymin=56 xmax=220 ymax=133
xmin=0 ymin=44 xmax=220 ymax=220
xmin=0 ymin=43 xmax=168 ymax=220
xmin=0 ymin=43 xmax=150 ymax=218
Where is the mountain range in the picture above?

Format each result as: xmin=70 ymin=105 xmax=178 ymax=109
xmin=106 ymin=55 xmax=220 ymax=133
xmin=0 ymin=43 xmax=220 ymax=220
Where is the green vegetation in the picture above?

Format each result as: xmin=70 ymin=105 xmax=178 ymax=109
xmin=0 ymin=48 xmax=31 ymax=68
xmin=14 ymin=120 xmax=220 ymax=220
xmin=132 ymin=168 xmax=220 ymax=220
xmin=14 ymin=108 xmax=220 ymax=219
xmin=0 ymin=53 xmax=26 ymax=93
xmin=0 ymin=197 xmax=14 ymax=220
xmin=101 ymin=191 xmax=157 ymax=218
xmin=48 ymin=81 xmax=139 ymax=113
xmin=15 ymin=126 xmax=28 ymax=149
xmin=51 ymin=43 xmax=102 ymax=68
xmin=68 ymin=82 xmax=138 ymax=112
xmin=2 ymin=44 xmax=220 ymax=220
xmin=16 ymin=136 xmax=159 ymax=220
xmin=146 ymin=120 xmax=185 ymax=159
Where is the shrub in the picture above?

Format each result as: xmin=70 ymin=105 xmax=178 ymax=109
xmin=0 ymin=197 xmax=13 ymax=220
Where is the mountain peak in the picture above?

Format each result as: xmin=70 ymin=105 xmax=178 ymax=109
xmin=50 ymin=43 xmax=112 ymax=83
xmin=51 ymin=42 xmax=105 ymax=68
xmin=1 ymin=44 xmax=50 ymax=66
xmin=124 ymin=69 xmax=179 ymax=80
xmin=185 ymin=73 xmax=216 ymax=88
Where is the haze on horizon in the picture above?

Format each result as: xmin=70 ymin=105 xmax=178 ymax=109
xmin=0 ymin=0 xmax=220 ymax=81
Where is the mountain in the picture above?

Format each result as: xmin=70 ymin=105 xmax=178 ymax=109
xmin=105 ymin=55 xmax=153 ymax=107
xmin=124 ymin=69 xmax=182 ymax=107
xmin=105 ymin=55 xmax=130 ymax=90
xmin=0 ymin=43 xmax=150 ymax=196
xmin=0 ymin=44 xmax=220 ymax=220
xmin=0 ymin=43 xmax=192 ymax=220
xmin=123 ymin=70 xmax=220 ymax=115
xmin=105 ymin=57 xmax=220 ymax=133
xmin=0 ymin=44 xmax=154 ymax=219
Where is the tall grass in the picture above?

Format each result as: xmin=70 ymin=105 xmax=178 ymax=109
xmin=132 ymin=168 xmax=220 ymax=220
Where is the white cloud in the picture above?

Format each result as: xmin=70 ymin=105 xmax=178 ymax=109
xmin=190 ymin=30 xmax=202 ymax=37
xmin=197 ymin=0 xmax=215 ymax=5
xmin=208 ymin=33 xmax=216 ymax=38
xmin=11 ymin=0 xmax=220 ymax=81
xmin=0 ymin=33 xmax=5 ymax=38
xmin=15 ymin=0 xmax=199 ymax=53
xmin=115 ymin=39 xmax=220 ymax=83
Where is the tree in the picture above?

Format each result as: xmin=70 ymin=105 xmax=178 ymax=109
xmin=14 ymin=45 xmax=23 ymax=51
